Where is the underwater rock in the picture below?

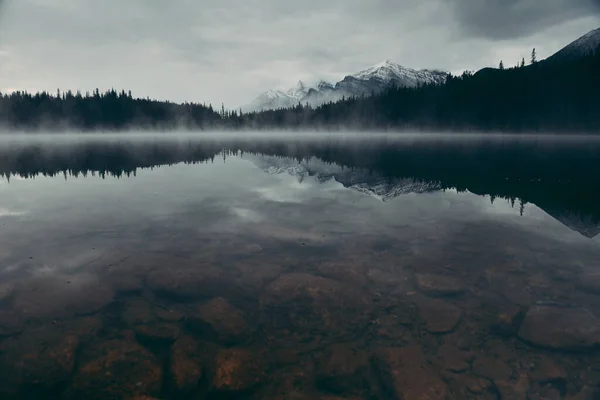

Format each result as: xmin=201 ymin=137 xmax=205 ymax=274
xmin=518 ymin=306 xmax=600 ymax=350
xmin=417 ymin=298 xmax=462 ymax=333
xmin=415 ymin=273 xmax=466 ymax=297
xmin=133 ymin=323 xmax=181 ymax=345
xmin=374 ymin=345 xmax=447 ymax=400
xmin=189 ymin=297 xmax=250 ymax=344
xmin=169 ymin=335 xmax=204 ymax=394
xmin=316 ymin=344 xmax=370 ymax=393
xmin=13 ymin=275 xmax=114 ymax=321
xmin=65 ymin=340 xmax=162 ymax=400
xmin=145 ymin=266 xmax=232 ymax=300
xmin=212 ymin=348 xmax=267 ymax=392
xmin=260 ymin=273 xmax=373 ymax=344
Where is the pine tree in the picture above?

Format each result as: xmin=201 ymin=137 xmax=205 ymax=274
xmin=520 ymin=57 xmax=526 ymax=68
xmin=499 ymin=60 xmax=504 ymax=70
xmin=531 ymin=48 xmax=537 ymax=64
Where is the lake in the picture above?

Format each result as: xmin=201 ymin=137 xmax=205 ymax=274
xmin=0 ymin=133 xmax=599 ymax=399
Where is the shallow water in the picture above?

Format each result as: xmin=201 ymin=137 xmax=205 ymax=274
xmin=0 ymin=134 xmax=600 ymax=399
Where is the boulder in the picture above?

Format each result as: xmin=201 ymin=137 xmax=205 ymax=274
xmin=436 ymin=345 xmax=469 ymax=373
xmin=0 ymin=334 xmax=79 ymax=394
xmin=260 ymin=273 xmax=373 ymax=344
xmin=316 ymin=344 xmax=369 ymax=393
xmin=145 ymin=266 xmax=231 ymax=300
xmin=374 ymin=346 xmax=447 ymax=400
xmin=518 ymin=306 xmax=600 ymax=350
xmin=134 ymin=323 xmax=181 ymax=345
xmin=417 ymin=298 xmax=462 ymax=333
xmin=169 ymin=336 xmax=204 ymax=394
xmin=472 ymin=357 xmax=513 ymax=381
xmin=212 ymin=348 xmax=267 ymax=392
xmin=189 ymin=297 xmax=250 ymax=344
xmin=64 ymin=340 xmax=162 ymax=400
xmin=13 ymin=275 xmax=114 ymax=321
xmin=415 ymin=273 xmax=465 ymax=296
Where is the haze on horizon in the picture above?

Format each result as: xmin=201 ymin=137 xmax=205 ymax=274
xmin=0 ymin=0 xmax=598 ymax=108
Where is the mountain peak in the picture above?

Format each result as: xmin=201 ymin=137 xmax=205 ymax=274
xmin=376 ymin=59 xmax=398 ymax=67
xmin=246 ymin=60 xmax=448 ymax=112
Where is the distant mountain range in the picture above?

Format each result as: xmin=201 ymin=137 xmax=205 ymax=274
xmin=246 ymin=27 xmax=600 ymax=112
xmin=245 ymin=60 xmax=448 ymax=112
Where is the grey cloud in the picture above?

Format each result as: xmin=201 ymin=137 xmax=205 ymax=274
xmin=450 ymin=0 xmax=600 ymax=39
xmin=0 ymin=0 xmax=599 ymax=107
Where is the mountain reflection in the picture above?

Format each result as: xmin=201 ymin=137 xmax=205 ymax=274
xmin=1 ymin=135 xmax=599 ymax=237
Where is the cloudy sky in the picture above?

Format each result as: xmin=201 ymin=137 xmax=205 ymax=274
xmin=0 ymin=0 xmax=598 ymax=108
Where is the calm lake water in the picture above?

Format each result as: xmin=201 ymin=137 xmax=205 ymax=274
xmin=0 ymin=133 xmax=600 ymax=399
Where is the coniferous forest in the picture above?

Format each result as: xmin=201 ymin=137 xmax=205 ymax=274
xmin=1 ymin=44 xmax=599 ymax=133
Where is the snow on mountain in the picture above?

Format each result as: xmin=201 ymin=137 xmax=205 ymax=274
xmin=545 ymin=27 xmax=600 ymax=63
xmin=245 ymin=60 xmax=448 ymax=112
xmin=335 ymin=60 xmax=447 ymax=96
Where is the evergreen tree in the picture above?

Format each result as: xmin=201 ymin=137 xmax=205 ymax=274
xmin=499 ymin=60 xmax=504 ymax=70
xmin=531 ymin=48 xmax=537 ymax=64
xmin=520 ymin=57 xmax=526 ymax=68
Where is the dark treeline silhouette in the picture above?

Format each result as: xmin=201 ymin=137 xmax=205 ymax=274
xmin=0 ymin=45 xmax=599 ymax=133
xmin=237 ymin=45 xmax=600 ymax=133
xmin=1 ymin=137 xmax=599 ymax=233
xmin=0 ymin=89 xmax=222 ymax=131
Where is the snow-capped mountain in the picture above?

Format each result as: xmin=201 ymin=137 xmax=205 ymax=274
xmin=246 ymin=81 xmax=311 ymax=111
xmin=545 ymin=27 xmax=600 ymax=64
xmin=245 ymin=60 xmax=448 ymax=112
xmin=335 ymin=60 xmax=447 ymax=97
xmin=246 ymin=154 xmax=441 ymax=200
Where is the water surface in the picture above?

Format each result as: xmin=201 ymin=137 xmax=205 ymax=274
xmin=0 ymin=134 xmax=599 ymax=399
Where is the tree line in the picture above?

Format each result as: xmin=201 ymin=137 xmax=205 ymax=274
xmin=0 ymin=89 xmax=222 ymax=131
xmin=237 ymin=45 xmax=600 ymax=133
xmin=0 ymin=44 xmax=598 ymax=133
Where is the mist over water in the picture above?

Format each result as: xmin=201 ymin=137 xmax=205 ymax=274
xmin=1 ymin=132 xmax=600 ymax=399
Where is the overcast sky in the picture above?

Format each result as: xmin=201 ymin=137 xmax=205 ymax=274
xmin=0 ymin=0 xmax=598 ymax=108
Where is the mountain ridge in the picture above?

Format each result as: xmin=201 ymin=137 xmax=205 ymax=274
xmin=245 ymin=60 xmax=448 ymax=112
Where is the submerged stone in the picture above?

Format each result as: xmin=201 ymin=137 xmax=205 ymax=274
xmin=518 ymin=306 xmax=600 ymax=350
xmin=472 ymin=356 xmax=513 ymax=381
xmin=529 ymin=356 xmax=567 ymax=383
xmin=65 ymin=340 xmax=162 ymax=400
xmin=133 ymin=323 xmax=181 ymax=345
xmin=170 ymin=336 xmax=204 ymax=394
xmin=0 ymin=334 xmax=79 ymax=393
xmin=417 ymin=298 xmax=462 ymax=333
xmin=374 ymin=346 xmax=447 ymax=400
xmin=415 ymin=273 xmax=465 ymax=297
xmin=316 ymin=344 xmax=369 ymax=393
xmin=145 ymin=266 xmax=231 ymax=300
xmin=189 ymin=297 xmax=250 ymax=344
xmin=436 ymin=345 xmax=470 ymax=373
xmin=13 ymin=275 xmax=114 ymax=321
xmin=260 ymin=273 xmax=373 ymax=344
xmin=212 ymin=348 xmax=267 ymax=392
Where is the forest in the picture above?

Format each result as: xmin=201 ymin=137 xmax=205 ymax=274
xmin=0 ymin=44 xmax=598 ymax=133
